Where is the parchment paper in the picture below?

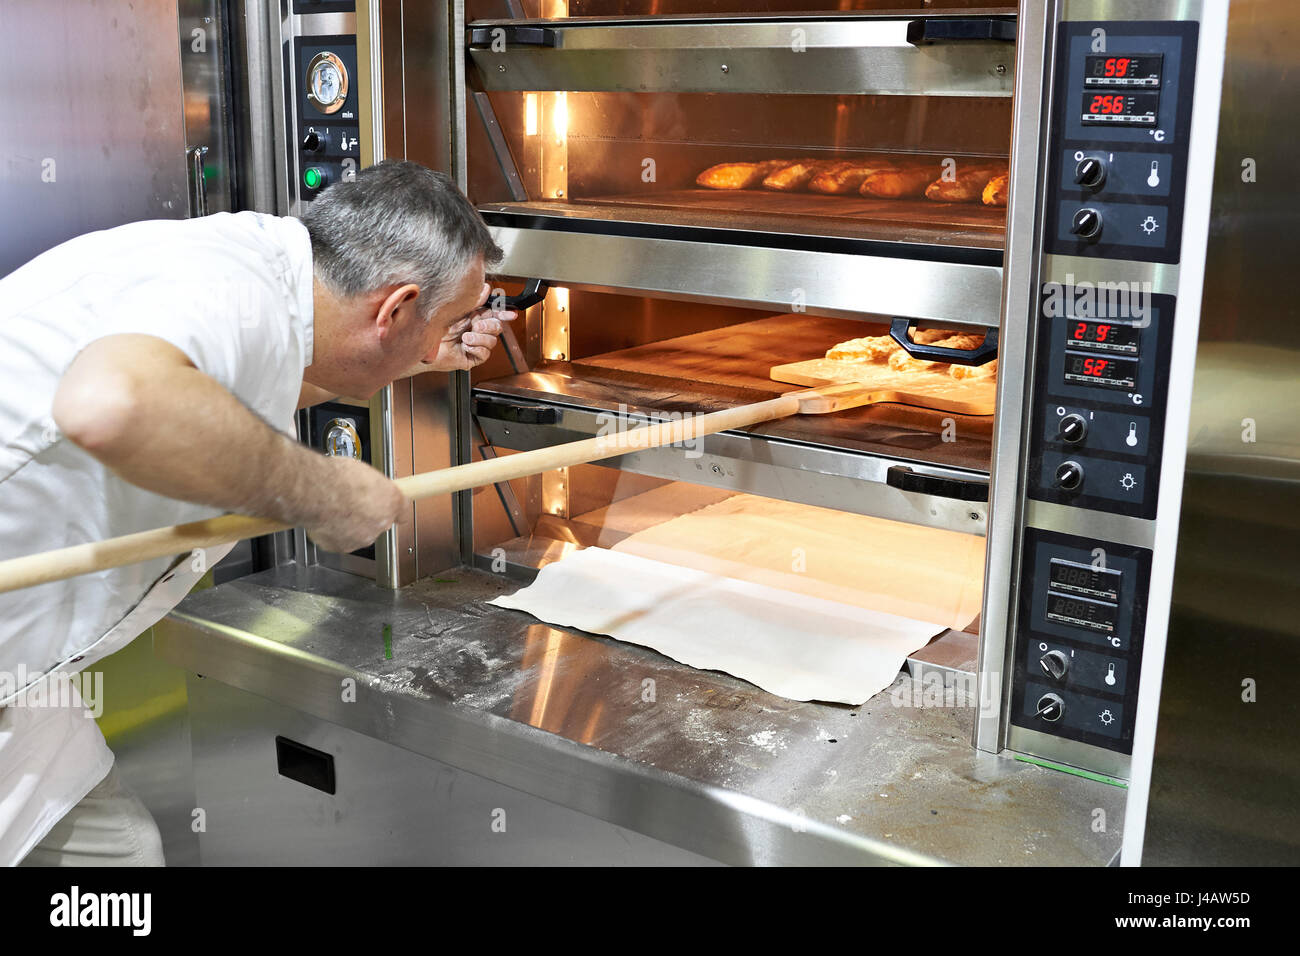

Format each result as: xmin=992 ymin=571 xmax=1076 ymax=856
xmin=489 ymin=546 xmax=942 ymax=705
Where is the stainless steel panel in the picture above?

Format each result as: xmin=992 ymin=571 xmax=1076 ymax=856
xmin=236 ymin=0 xmax=283 ymax=213
xmin=1138 ymin=0 xmax=1300 ymax=866
xmin=469 ymin=19 xmax=1015 ymax=96
xmin=974 ymin=0 xmax=1055 ymax=755
xmin=94 ymin=631 xmax=201 ymax=867
xmin=492 ymin=226 xmax=1005 ymax=326
xmin=0 ymin=0 xmax=189 ymax=275
xmin=188 ymin=675 xmax=718 ymax=864
xmin=476 ymin=404 xmax=989 ymax=534
xmin=158 ymin=565 xmax=1126 ymax=866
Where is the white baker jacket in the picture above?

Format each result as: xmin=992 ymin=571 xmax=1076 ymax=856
xmin=0 ymin=211 xmax=314 ymax=864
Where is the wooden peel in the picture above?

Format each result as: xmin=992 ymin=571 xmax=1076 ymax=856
xmin=0 ymin=382 xmax=878 ymax=595
xmin=771 ymin=358 xmax=996 ymax=416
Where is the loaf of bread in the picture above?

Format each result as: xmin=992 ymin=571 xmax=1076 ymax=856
xmin=810 ymin=160 xmax=900 ymax=195
xmin=982 ymin=172 xmax=1010 ymax=207
xmin=860 ymin=164 xmax=940 ymax=199
xmin=696 ymin=159 xmax=794 ymax=190
xmin=925 ymin=162 xmax=1008 ymax=203
xmin=763 ymin=159 xmax=840 ymax=192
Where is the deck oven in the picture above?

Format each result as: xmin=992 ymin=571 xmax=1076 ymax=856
xmin=157 ymin=0 xmax=1300 ymax=865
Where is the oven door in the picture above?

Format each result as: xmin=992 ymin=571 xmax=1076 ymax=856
xmin=462 ymin=2 xmax=1016 ymax=326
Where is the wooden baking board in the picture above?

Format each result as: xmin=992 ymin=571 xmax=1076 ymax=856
xmin=770 ymin=357 xmax=996 ymax=416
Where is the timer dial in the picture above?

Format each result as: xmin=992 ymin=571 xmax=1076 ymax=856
xmin=306 ymin=52 xmax=349 ymax=115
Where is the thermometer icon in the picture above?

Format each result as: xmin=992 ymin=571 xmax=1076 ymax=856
xmin=1147 ymin=160 xmax=1161 ymax=188
xmin=1105 ymin=663 xmax=1117 ymax=686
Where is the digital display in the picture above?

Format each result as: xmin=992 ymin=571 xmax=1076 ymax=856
xmin=1081 ymin=91 xmax=1160 ymax=125
xmin=1049 ymin=558 xmax=1121 ymax=603
xmin=1046 ymin=592 xmax=1118 ymax=634
xmin=1066 ymin=320 xmax=1141 ymax=354
xmin=1064 ymin=353 xmax=1139 ymax=390
xmin=1084 ymin=54 xmax=1164 ymax=88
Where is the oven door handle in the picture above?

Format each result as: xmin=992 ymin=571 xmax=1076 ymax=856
xmin=889 ymin=317 xmax=998 ymax=366
xmin=474 ymin=396 xmax=561 ymax=426
xmin=906 ymin=17 xmax=1016 ymax=44
xmin=468 ymin=25 xmax=559 ymax=48
xmin=504 ymin=278 xmax=550 ymax=311
xmin=887 ymin=466 xmax=989 ymax=503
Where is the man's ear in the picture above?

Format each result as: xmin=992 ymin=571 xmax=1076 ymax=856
xmin=374 ymin=284 xmax=421 ymax=340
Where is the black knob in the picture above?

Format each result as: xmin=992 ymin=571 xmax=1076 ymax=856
xmin=302 ymin=130 xmax=324 ymax=153
xmin=1058 ymin=413 xmax=1088 ymax=444
xmin=1074 ymin=156 xmax=1107 ymax=190
xmin=1071 ymin=208 xmax=1103 ymax=241
xmin=1055 ymin=460 xmax=1084 ymax=491
xmin=1039 ymin=650 xmax=1070 ymax=682
xmin=1035 ymin=693 xmax=1065 ymax=722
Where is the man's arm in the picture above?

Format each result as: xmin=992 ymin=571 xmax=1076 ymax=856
xmin=52 ymin=335 xmax=404 ymax=553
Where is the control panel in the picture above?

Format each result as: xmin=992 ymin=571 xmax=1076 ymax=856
xmin=1009 ymin=19 xmax=1199 ymax=762
xmin=285 ymin=2 xmax=358 ymax=209
xmin=291 ymin=36 xmax=359 ymax=204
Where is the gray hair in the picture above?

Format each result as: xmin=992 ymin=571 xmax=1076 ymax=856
xmin=301 ymin=160 xmax=503 ymax=320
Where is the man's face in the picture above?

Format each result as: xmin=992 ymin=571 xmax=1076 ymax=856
xmin=412 ymin=261 xmax=490 ymax=369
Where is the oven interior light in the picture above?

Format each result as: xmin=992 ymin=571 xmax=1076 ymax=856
xmin=524 ymin=93 xmax=538 ymax=136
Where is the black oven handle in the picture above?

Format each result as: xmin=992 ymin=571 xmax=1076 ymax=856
xmin=889 ymin=317 xmax=998 ymax=366
xmin=887 ymin=466 xmax=989 ymax=503
xmin=906 ymin=17 xmax=1016 ymax=44
xmin=468 ymin=25 xmax=559 ymax=48
xmin=503 ymin=278 xmax=550 ymax=311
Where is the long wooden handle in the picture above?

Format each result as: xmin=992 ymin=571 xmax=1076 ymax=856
xmin=0 ymin=392 xmax=814 ymax=595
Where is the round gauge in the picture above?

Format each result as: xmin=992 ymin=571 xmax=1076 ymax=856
xmin=306 ymin=52 xmax=349 ymax=115
xmin=323 ymin=418 xmax=362 ymax=459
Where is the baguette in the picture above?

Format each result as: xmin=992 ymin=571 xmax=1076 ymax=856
xmin=695 ymin=159 xmax=795 ymax=190
xmin=763 ymin=159 xmax=838 ymax=192
xmin=925 ymin=162 xmax=1008 ymax=203
xmin=860 ymin=163 xmax=941 ymax=199
xmin=809 ymin=159 xmax=899 ymax=195
xmin=982 ymin=172 xmax=1010 ymax=207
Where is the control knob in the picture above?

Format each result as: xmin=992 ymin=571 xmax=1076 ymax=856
xmin=1071 ymin=208 xmax=1103 ymax=241
xmin=1055 ymin=460 xmax=1085 ymax=492
xmin=301 ymin=130 xmax=329 ymax=154
xmin=1039 ymin=650 xmax=1070 ymax=682
xmin=1074 ymin=156 xmax=1107 ymax=190
xmin=1058 ymin=413 xmax=1088 ymax=444
xmin=1035 ymin=693 xmax=1065 ymax=722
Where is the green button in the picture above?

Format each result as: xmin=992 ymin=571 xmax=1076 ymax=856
xmin=303 ymin=167 xmax=322 ymax=189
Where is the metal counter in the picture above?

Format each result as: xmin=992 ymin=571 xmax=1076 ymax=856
xmin=156 ymin=564 xmax=1124 ymax=865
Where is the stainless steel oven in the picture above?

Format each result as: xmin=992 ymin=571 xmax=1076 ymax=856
xmin=159 ymin=0 xmax=1299 ymax=865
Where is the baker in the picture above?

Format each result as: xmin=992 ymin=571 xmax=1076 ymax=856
xmin=0 ymin=160 xmax=512 ymax=865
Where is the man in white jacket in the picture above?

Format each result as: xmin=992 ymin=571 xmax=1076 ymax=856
xmin=0 ymin=160 xmax=513 ymax=865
